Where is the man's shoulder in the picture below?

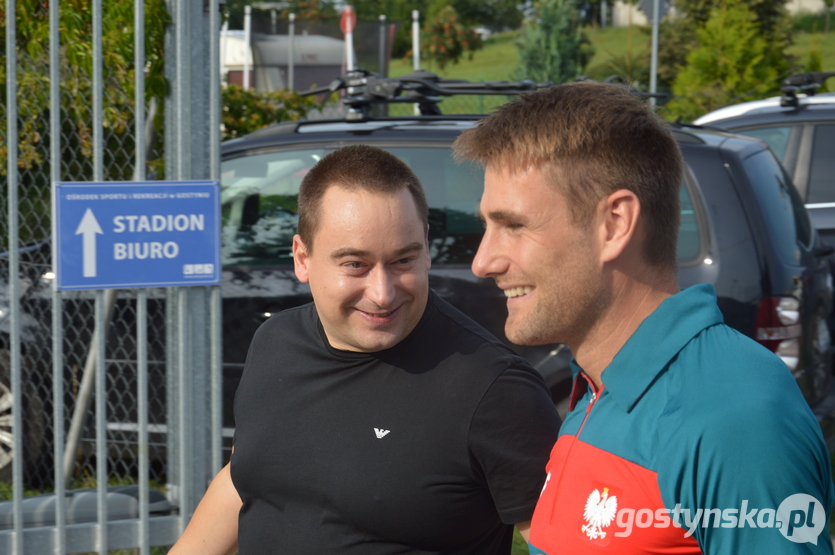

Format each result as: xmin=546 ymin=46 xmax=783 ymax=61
xmin=674 ymin=321 xmax=798 ymax=396
xmin=426 ymin=293 xmax=527 ymax=363
xmin=661 ymin=321 xmax=819 ymax=447
xmin=253 ymin=302 xmax=318 ymax=343
xmin=429 ymin=293 xmax=505 ymax=345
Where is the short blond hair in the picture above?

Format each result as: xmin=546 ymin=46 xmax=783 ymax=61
xmin=453 ymin=81 xmax=683 ymax=269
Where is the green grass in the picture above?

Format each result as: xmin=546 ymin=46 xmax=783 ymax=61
xmin=390 ymin=30 xmax=522 ymax=82
xmin=387 ymin=31 xmax=522 ymax=115
xmin=787 ymin=31 xmax=835 ymax=73
xmin=584 ymin=25 xmax=649 ymax=80
xmin=512 ymin=528 xmax=529 ymax=554
xmin=388 ymin=24 xmax=835 ymax=90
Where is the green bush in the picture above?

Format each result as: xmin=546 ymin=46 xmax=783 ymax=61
xmin=221 ymin=85 xmax=323 ymax=141
xmin=792 ymin=12 xmax=830 ymax=32
xmin=515 ymin=0 xmax=594 ymax=83
xmin=664 ymin=3 xmax=781 ymax=121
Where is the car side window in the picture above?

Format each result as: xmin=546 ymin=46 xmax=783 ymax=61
xmin=678 ymin=181 xmax=702 ymax=264
xmin=220 ymin=146 xmax=485 ymax=267
xmin=385 ymin=147 xmax=484 ymax=265
xmin=737 ymin=126 xmax=792 ymax=161
xmin=221 ymin=149 xmax=325 ymax=266
xmin=806 ymin=125 xmax=835 ymax=204
xmin=743 ymin=149 xmax=811 ymax=265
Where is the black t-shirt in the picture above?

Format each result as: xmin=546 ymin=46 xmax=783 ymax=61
xmin=231 ymin=291 xmax=561 ymax=554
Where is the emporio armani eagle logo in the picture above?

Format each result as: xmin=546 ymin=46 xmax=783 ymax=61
xmin=374 ymin=428 xmax=391 ymax=439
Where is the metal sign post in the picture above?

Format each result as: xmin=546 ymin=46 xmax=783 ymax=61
xmin=650 ymin=0 xmax=660 ymax=105
xmin=341 ymin=5 xmax=357 ymax=71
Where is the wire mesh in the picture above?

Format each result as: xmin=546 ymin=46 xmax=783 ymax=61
xmin=1 ymin=52 xmax=170 ymax=496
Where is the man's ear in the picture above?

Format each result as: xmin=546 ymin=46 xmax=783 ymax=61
xmin=598 ymin=189 xmax=641 ymax=264
xmin=292 ymin=234 xmax=311 ymax=283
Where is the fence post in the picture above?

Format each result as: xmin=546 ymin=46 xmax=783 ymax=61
xmin=288 ymin=13 xmax=296 ymax=91
xmin=5 ymin=0 xmax=24 ymax=552
xmin=49 ymin=0 xmax=68 ymax=550
xmin=164 ymin=0 xmax=219 ymax=531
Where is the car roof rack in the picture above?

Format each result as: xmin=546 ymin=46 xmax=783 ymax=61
xmin=301 ymin=68 xmax=554 ymax=121
xmin=300 ymin=69 xmax=669 ymax=122
xmin=780 ymin=72 xmax=835 ymax=108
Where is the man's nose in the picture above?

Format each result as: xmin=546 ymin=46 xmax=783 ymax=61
xmin=472 ymin=229 xmax=504 ymax=278
xmin=367 ymin=266 xmax=397 ymax=307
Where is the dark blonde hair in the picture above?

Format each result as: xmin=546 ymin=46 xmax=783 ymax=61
xmin=298 ymin=145 xmax=428 ymax=252
xmin=453 ymin=81 xmax=683 ymax=269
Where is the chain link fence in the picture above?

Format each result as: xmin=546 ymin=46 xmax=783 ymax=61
xmin=2 ymin=0 xmax=227 ymax=551
xmin=1 ymin=50 xmax=170 ymax=497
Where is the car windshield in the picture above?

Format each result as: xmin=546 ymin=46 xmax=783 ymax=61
xmin=221 ymin=146 xmax=708 ymax=268
xmin=220 ymin=146 xmax=485 ymax=267
xmin=735 ymin=126 xmax=792 ymax=161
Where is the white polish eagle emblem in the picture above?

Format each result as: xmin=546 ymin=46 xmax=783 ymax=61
xmin=581 ymin=487 xmax=618 ymax=540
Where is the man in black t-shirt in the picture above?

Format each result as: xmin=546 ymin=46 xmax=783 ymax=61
xmin=169 ymin=145 xmax=561 ymax=555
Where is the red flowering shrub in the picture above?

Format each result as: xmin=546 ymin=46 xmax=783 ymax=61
xmin=414 ymin=6 xmax=483 ymax=71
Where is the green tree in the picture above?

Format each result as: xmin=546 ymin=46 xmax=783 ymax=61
xmin=587 ymin=0 xmax=649 ymax=87
xmin=1 ymin=0 xmax=318 ymax=245
xmin=417 ymin=5 xmax=482 ymax=70
xmin=350 ymin=1 xmax=430 ymax=58
xmin=353 ymin=0 xmax=522 ymax=30
xmin=454 ymin=0 xmax=524 ymax=31
xmin=803 ymin=42 xmax=828 ymax=92
xmin=221 ymin=85 xmax=319 ymax=140
xmin=353 ymin=0 xmax=524 ymax=58
xmin=352 ymin=0 xmax=427 ymax=20
xmin=1 ymin=0 xmax=170 ymax=245
xmin=515 ymin=0 xmax=594 ymax=83
xmin=224 ymin=0 xmax=338 ymax=29
xmin=1 ymin=0 xmax=168 ymax=173
xmin=664 ymin=3 xmax=779 ymax=121
xmin=658 ymin=0 xmax=793 ymax=90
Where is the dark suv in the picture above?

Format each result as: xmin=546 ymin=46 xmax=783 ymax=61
xmin=3 ymin=75 xmax=835 ymax=486
xmin=694 ymin=72 xmax=835 ymax=248
xmin=218 ymin=74 xmax=834 ymax=433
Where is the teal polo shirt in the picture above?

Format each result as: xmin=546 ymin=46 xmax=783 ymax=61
xmin=529 ymin=284 xmax=835 ymax=554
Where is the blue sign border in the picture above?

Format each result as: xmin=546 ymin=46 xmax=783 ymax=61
xmin=55 ymin=181 xmax=221 ymax=290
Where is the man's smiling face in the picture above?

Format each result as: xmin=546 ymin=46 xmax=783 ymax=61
xmin=472 ymin=164 xmax=608 ymax=348
xmin=293 ymin=185 xmax=431 ymax=352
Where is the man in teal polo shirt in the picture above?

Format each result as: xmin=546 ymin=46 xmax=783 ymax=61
xmin=453 ymin=82 xmax=835 ymax=553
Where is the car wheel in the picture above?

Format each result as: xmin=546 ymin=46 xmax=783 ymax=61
xmin=0 ymin=379 xmax=12 ymax=475
xmin=0 ymin=349 xmax=49 ymax=487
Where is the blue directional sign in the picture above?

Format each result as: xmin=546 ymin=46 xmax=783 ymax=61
xmin=55 ymin=181 xmax=221 ymax=290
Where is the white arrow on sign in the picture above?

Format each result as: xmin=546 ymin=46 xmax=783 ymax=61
xmin=75 ymin=208 xmax=103 ymax=278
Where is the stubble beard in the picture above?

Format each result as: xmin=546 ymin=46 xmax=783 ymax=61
xmin=505 ymin=263 xmax=610 ymax=349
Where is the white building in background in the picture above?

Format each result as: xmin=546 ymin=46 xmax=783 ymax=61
xmin=611 ymin=0 xmax=828 ymax=27
xmin=221 ymin=30 xmax=345 ymax=92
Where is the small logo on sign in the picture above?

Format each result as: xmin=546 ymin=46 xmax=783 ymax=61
xmin=184 ymin=263 xmax=214 ymax=275
xmin=374 ymin=428 xmax=390 ymax=439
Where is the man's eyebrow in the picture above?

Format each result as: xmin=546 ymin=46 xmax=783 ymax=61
xmin=393 ymin=242 xmax=425 ymax=256
xmin=330 ymin=242 xmax=424 ymax=261
xmin=330 ymin=248 xmax=368 ymax=260
xmin=479 ymin=209 xmax=525 ymax=223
